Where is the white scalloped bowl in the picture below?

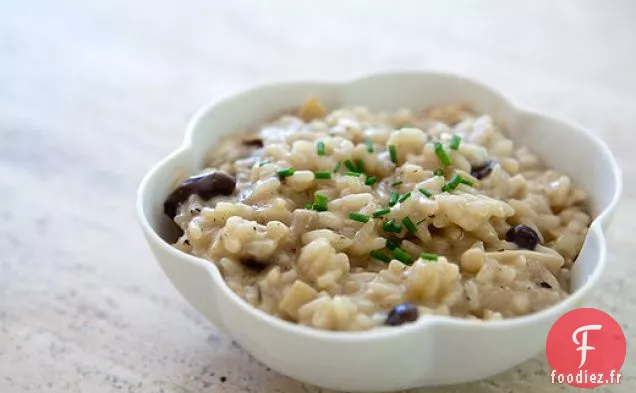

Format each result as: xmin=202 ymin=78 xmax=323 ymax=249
xmin=136 ymin=72 xmax=621 ymax=392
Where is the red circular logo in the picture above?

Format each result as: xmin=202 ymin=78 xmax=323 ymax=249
xmin=546 ymin=308 xmax=626 ymax=388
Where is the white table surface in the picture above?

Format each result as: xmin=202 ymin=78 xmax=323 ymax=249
xmin=1 ymin=0 xmax=634 ymax=392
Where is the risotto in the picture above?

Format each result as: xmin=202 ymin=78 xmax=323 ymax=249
xmin=164 ymin=99 xmax=591 ymax=331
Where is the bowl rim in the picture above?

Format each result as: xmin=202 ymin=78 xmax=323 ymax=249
xmin=137 ymin=70 xmax=622 ymax=340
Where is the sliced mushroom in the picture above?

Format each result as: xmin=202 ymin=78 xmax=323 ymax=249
xmin=506 ymin=225 xmax=540 ymax=250
xmin=470 ymin=160 xmax=497 ymax=180
xmin=241 ymin=258 xmax=270 ymax=272
xmin=163 ymin=170 xmax=236 ymax=218
xmin=242 ymin=138 xmax=264 ymax=148
xmin=384 ymin=302 xmax=419 ymax=326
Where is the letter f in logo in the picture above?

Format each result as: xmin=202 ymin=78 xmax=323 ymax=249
xmin=572 ymin=324 xmax=602 ymax=368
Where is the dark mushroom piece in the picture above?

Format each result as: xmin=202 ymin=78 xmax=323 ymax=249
xmin=242 ymin=138 xmax=264 ymax=148
xmin=163 ymin=170 xmax=236 ymax=218
xmin=384 ymin=302 xmax=419 ymax=326
xmin=241 ymin=258 xmax=269 ymax=273
xmin=470 ymin=160 xmax=496 ymax=180
xmin=506 ymin=225 xmax=540 ymax=250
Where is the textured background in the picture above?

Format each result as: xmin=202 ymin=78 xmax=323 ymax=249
xmin=0 ymin=0 xmax=634 ymax=392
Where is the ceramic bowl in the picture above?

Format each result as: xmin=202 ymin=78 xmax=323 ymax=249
xmin=136 ymin=72 xmax=621 ymax=392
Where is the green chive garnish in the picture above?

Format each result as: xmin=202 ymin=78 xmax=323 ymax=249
xmin=434 ymin=142 xmax=452 ymax=166
xmin=442 ymin=174 xmax=470 ymax=192
xmin=373 ymin=208 xmax=391 ymax=218
xmin=259 ymin=160 xmax=270 ymax=167
xmin=392 ymin=247 xmax=412 ymax=264
xmin=334 ymin=162 xmax=341 ymax=173
xmin=317 ymin=141 xmax=326 ymax=156
xmin=355 ymin=159 xmax=364 ymax=173
xmin=391 ymin=180 xmax=403 ymax=187
xmin=419 ymin=188 xmax=433 ymax=198
xmin=365 ymin=139 xmax=374 ymax=153
xmin=402 ymin=217 xmax=417 ymax=234
xmin=314 ymin=171 xmax=332 ymax=179
xmin=365 ymin=176 xmax=377 ymax=186
xmin=420 ymin=252 xmax=439 ymax=261
xmin=434 ymin=168 xmax=445 ymax=177
xmin=277 ymin=168 xmax=295 ymax=179
xmin=344 ymin=171 xmax=362 ymax=177
xmin=399 ymin=124 xmax=413 ymax=129
xmin=313 ymin=194 xmax=328 ymax=211
xmin=460 ymin=177 xmax=474 ymax=186
xmin=304 ymin=203 xmax=312 ymax=210
xmin=349 ymin=212 xmax=370 ymax=223
xmin=416 ymin=218 xmax=427 ymax=225
xmin=450 ymin=135 xmax=461 ymax=150
xmin=344 ymin=160 xmax=357 ymax=172
xmin=442 ymin=177 xmax=460 ymax=192
xmin=388 ymin=191 xmax=399 ymax=207
xmin=370 ymin=250 xmax=391 ymax=263
xmin=383 ymin=219 xmax=402 ymax=233
xmin=398 ymin=192 xmax=411 ymax=203
xmin=386 ymin=239 xmax=399 ymax=250
xmin=389 ymin=145 xmax=398 ymax=163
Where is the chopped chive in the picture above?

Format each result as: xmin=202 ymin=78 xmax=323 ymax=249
xmin=277 ymin=167 xmax=295 ymax=179
xmin=398 ymin=192 xmax=411 ymax=203
xmin=442 ymin=174 xmax=468 ymax=192
xmin=450 ymin=135 xmax=462 ymax=150
xmin=314 ymin=193 xmax=328 ymax=204
xmin=434 ymin=142 xmax=452 ymax=166
xmin=399 ymin=124 xmax=413 ymax=129
xmin=391 ymin=180 xmax=403 ymax=187
xmin=419 ymin=188 xmax=433 ymax=198
xmin=402 ymin=217 xmax=417 ymax=234
xmin=434 ymin=168 xmax=445 ymax=177
xmin=258 ymin=160 xmax=270 ymax=167
xmin=416 ymin=218 xmax=427 ymax=225
xmin=392 ymin=247 xmax=412 ymax=264
xmin=365 ymin=139 xmax=374 ymax=153
xmin=365 ymin=176 xmax=377 ymax=186
xmin=389 ymin=145 xmax=398 ymax=163
xmin=370 ymin=250 xmax=391 ymax=263
xmin=355 ymin=159 xmax=364 ymax=173
xmin=386 ymin=239 xmax=399 ymax=250
xmin=333 ymin=162 xmax=342 ymax=173
xmin=373 ymin=208 xmax=391 ymax=218
xmin=317 ymin=141 xmax=326 ymax=156
xmin=442 ymin=177 xmax=460 ymax=192
xmin=420 ymin=252 xmax=439 ymax=261
xmin=313 ymin=194 xmax=328 ymax=211
xmin=460 ymin=177 xmax=474 ymax=186
xmin=344 ymin=160 xmax=357 ymax=172
xmin=304 ymin=203 xmax=312 ymax=210
xmin=344 ymin=171 xmax=362 ymax=177
xmin=314 ymin=171 xmax=332 ymax=179
xmin=383 ymin=219 xmax=402 ymax=233
xmin=388 ymin=191 xmax=400 ymax=207
xmin=349 ymin=212 xmax=370 ymax=223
